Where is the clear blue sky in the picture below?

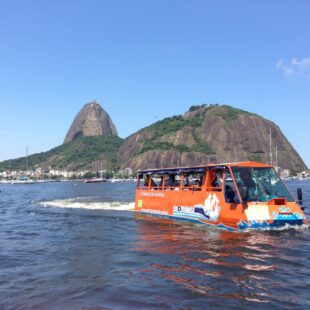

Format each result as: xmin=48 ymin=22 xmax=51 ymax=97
xmin=0 ymin=0 xmax=309 ymax=167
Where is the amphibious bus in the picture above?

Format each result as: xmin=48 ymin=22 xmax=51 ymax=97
xmin=135 ymin=162 xmax=307 ymax=230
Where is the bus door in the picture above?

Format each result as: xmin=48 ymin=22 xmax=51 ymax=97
xmin=223 ymin=168 xmax=240 ymax=204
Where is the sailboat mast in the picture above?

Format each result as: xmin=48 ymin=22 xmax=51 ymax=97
xmin=26 ymin=147 xmax=29 ymax=172
xmin=269 ymin=127 xmax=273 ymax=165
xmin=275 ymin=145 xmax=278 ymax=171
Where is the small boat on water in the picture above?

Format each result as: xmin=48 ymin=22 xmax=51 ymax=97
xmin=11 ymin=176 xmax=37 ymax=184
xmin=134 ymin=161 xmax=307 ymax=231
xmin=84 ymin=178 xmax=107 ymax=183
xmin=110 ymin=178 xmax=123 ymax=183
xmin=0 ymin=180 xmax=11 ymax=184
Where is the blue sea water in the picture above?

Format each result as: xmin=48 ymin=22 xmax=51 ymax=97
xmin=0 ymin=180 xmax=309 ymax=309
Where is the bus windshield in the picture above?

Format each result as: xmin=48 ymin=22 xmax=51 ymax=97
xmin=231 ymin=167 xmax=294 ymax=202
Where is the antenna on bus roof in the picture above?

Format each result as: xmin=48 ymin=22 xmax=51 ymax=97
xmin=269 ymin=127 xmax=273 ymax=166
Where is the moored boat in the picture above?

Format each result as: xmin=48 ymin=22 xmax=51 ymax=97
xmin=84 ymin=177 xmax=107 ymax=183
xmin=134 ymin=162 xmax=307 ymax=231
xmin=11 ymin=176 xmax=37 ymax=184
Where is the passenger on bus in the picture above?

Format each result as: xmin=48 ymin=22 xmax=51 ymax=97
xmin=211 ymin=171 xmax=223 ymax=187
xmin=165 ymin=174 xmax=178 ymax=187
xmin=238 ymin=169 xmax=257 ymax=201
xmin=224 ymin=169 xmax=239 ymax=203
xmin=144 ymin=175 xmax=157 ymax=188
xmin=198 ymin=175 xmax=204 ymax=186
xmin=182 ymin=174 xmax=190 ymax=187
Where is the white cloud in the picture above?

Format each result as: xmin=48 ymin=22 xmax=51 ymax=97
xmin=276 ymin=57 xmax=310 ymax=78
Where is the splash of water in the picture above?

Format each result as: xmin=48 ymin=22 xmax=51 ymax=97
xmin=241 ymin=223 xmax=309 ymax=232
xmin=37 ymin=198 xmax=135 ymax=211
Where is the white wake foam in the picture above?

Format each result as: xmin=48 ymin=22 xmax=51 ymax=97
xmin=38 ymin=198 xmax=135 ymax=211
xmin=243 ymin=223 xmax=309 ymax=232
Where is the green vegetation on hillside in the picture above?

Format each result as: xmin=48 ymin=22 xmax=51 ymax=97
xmin=209 ymin=105 xmax=256 ymax=123
xmin=137 ymin=139 xmax=214 ymax=155
xmin=133 ymin=107 xmax=215 ymax=157
xmin=0 ymin=136 xmax=123 ymax=172
xmin=247 ymin=154 xmax=263 ymax=162
xmin=188 ymin=103 xmax=219 ymax=112
xmin=191 ymin=129 xmax=214 ymax=154
xmin=142 ymin=114 xmax=203 ymax=137
xmin=129 ymin=104 xmax=264 ymax=159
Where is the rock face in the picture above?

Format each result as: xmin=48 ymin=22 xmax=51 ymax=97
xmin=0 ymin=103 xmax=306 ymax=173
xmin=64 ymin=101 xmax=118 ymax=143
xmin=118 ymin=105 xmax=307 ymax=172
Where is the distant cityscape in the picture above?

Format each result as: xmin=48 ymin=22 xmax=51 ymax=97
xmin=1 ymin=166 xmax=310 ymax=182
xmin=0 ymin=167 xmax=134 ymax=181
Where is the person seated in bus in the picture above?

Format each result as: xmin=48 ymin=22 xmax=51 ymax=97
xmin=211 ymin=171 xmax=223 ymax=187
xmin=238 ymin=169 xmax=257 ymax=201
xmin=198 ymin=175 xmax=204 ymax=187
xmin=172 ymin=174 xmax=180 ymax=187
xmin=190 ymin=176 xmax=201 ymax=186
xmin=144 ymin=175 xmax=157 ymax=188
xmin=158 ymin=176 xmax=164 ymax=188
xmin=182 ymin=173 xmax=190 ymax=187
xmin=165 ymin=174 xmax=179 ymax=188
xmin=158 ymin=175 xmax=172 ymax=188
xmin=180 ymin=173 xmax=192 ymax=190
xmin=224 ymin=170 xmax=239 ymax=203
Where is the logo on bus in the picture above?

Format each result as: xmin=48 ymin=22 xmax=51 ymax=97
xmin=194 ymin=193 xmax=221 ymax=221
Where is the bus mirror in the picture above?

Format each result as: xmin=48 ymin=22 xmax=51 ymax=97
xmin=239 ymin=187 xmax=248 ymax=201
xmin=297 ymin=188 xmax=303 ymax=204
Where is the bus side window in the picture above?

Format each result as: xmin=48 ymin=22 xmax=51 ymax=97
xmin=163 ymin=174 xmax=181 ymax=190
xmin=182 ymin=174 xmax=189 ymax=188
xmin=212 ymin=171 xmax=223 ymax=187
xmin=224 ymin=170 xmax=239 ymax=203
xmin=206 ymin=169 xmax=222 ymax=191
xmin=138 ymin=174 xmax=144 ymax=188
xmin=182 ymin=173 xmax=203 ymax=191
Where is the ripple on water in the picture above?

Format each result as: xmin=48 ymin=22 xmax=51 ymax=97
xmin=0 ymin=181 xmax=309 ymax=309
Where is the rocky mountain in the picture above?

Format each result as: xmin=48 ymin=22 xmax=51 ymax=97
xmin=0 ymin=101 xmax=122 ymax=173
xmin=64 ymin=101 xmax=117 ymax=143
xmin=0 ymin=103 xmax=306 ymax=174
xmin=118 ymin=105 xmax=307 ymax=172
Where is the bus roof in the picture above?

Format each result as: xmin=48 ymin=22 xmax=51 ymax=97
xmin=138 ymin=166 xmax=206 ymax=175
xmin=138 ymin=161 xmax=272 ymax=175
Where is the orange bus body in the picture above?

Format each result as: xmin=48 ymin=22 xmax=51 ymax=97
xmin=134 ymin=162 xmax=307 ymax=231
